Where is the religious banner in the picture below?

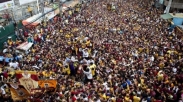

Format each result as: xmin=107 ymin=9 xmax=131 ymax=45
xmin=15 ymin=71 xmax=39 ymax=93
xmin=38 ymin=80 xmax=57 ymax=88
xmin=30 ymin=88 xmax=43 ymax=94
xmin=15 ymin=70 xmax=39 ymax=81
xmin=30 ymin=88 xmax=44 ymax=98
xmin=19 ymin=77 xmax=38 ymax=93
xmin=8 ymin=83 xmax=30 ymax=101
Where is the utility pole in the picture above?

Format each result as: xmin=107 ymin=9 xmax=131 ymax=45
xmin=11 ymin=0 xmax=15 ymax=22
xmin=39 ymin=0 xmax=45 ymax=21
xmin=37 ymin=0 xmax=40 ymax=13
xmin=59 ymin=1 xmax=63 ymax=17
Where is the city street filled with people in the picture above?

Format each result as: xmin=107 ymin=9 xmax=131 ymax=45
xmin=0 ymin=0 xmax=183 ymax=102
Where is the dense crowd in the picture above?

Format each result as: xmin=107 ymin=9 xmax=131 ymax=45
xmin=0 ymin=0 xmax=183 ymax=102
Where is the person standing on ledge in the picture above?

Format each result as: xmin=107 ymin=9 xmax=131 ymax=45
xmin=27 ymin=5 xmax=33 ymax=17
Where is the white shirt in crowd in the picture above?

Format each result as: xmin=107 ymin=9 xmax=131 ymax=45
xmin=87 ymin=59 xmax=94 ymax=65
xmin=141 ymin=99 xmax=147 ymax=102
xmin=9 ymin=62 xmax=19 ymax=69
xmin=82 ymin=50 xmax=89 ymax=58
xmin=0 ymin=84 xmax=7 ymax=95
xmin=150 ymin=55 xmax=154 ymax=62
xmin=92 ymin=50 xmax=98 ymax=58
xmin=96 ymin=99 xmax=101 ymax=102
xmin=172 ymin=67 xmax=177 ymax=74
xmin=71 ymin=56 xmax=78 ymax=62
xmin=83 ymin=68 xmax=93 ymax=79
xmin=102 ymin=82 xmax=110 ymax=90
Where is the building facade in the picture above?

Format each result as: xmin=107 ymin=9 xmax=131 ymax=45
xmin=164 ymin=0 xmax=183 ymax=9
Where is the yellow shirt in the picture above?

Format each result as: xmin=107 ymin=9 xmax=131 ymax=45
xmin=68 ymin=41 xmax=71 ymax=45
xmin=74 ymin=62 xmax=78 ymax=67
xmin=42 ymin=71 xmax=53 ymax=77
xmin=60 ymin=29 xmax=63 ymax=33
xmin=88 ymin=48 xmax=91 ymax=54
xmin=157 ymin=72 xmax=164 ymax=81
xmin=89 ymin=64 xmax=96 ymax=76
xmin=69 ymin=10 xmax=72 ymax=15
xmin=124 ymin=96 xmax=130 ymax=102
xmin=101 ymin=94 xmax=107 ymax=100
xmin=133 ymin=96 xmax=141 ymax=102
xmin=27 ymin=7 xmax=32 ymax=12
xmin=99 ymin=61 xmax=105 ymax=67
xmin=76 ymin=8 xmax=80 ymax=11
xmin=8 ymin=40 xmax=13 ymax=45
xmin=32 ymin=49 xmax=36 ymax=53
xmin=82 ymin=43 xmax=86 ymax=48
xmin=159 ymin=63 xmax=164 ymax=69
xmin=140 ymin=78 xmax=144 ymax=85
xmin=86 ymin=40 xmax=90 ymax=46
xmin=138 ymin=48 xmax=143 ymax=53
xmin=9 ymin=71 xmax=15 ymax=76
xmin=65 ymin=34 xmax=71 ymax=38
xmin=57 ymin=62 xmax=62 ymax=67
xmin=75 ymin=47 xmax=78 ymax=55
xmin=63 ymin=67 xmax=70 ymax=75
xmin=111 ymin=59 xmax=116 ymax=65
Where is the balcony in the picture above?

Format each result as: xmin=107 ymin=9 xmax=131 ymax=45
xmin=164 ymin=0 xmax=183 ymax=9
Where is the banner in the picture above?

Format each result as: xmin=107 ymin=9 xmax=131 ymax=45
xmin=16 ymin=71 xmax=39 ymax=93
xmin=22 ymin=13 xmax=42 ymax=26
xmin=30 ymin=88 xmax=43 ymax=94
xmin=30 ymin=88 xmax=44 ymax=98
xmin=16 ymin=70 xmax=39 ymax=81
xmin=9 ymin=83 xmax=30 ymax=101
xmin=0 ymin=0 xmax=14 ymax=11
xmin=38 ymin=80 xmax=57 ymax=88
xmin=19 ymin=0 xmax=36 ymax=5
xmin=17 ymin=42 xmax=33 ymax=51
xmin=44 ymin=7 xmax=55 ymax=20
xmin=19 ymin=77 xmax=38 ymax=93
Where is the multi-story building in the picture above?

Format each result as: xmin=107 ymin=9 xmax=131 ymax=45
xmin=164 ymin=0 xmax=183 ymax=10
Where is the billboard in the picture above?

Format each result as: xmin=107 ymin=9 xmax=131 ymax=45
xmin=19 ymin=0 xmax=36 ymax=5
xmin=0 ymin=0 xmax=14 ymax=11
